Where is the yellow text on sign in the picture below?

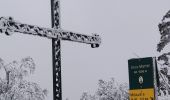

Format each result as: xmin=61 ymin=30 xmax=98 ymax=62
xmin=129 ymin=88 xmax=154 ymax=100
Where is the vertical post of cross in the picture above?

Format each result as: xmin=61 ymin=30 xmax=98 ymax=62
xmin=51 ymin=0 xmax=62 ymax=100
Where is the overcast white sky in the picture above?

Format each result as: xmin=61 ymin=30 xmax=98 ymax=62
xmin=0 ymin=0 xmax=170 ymax=100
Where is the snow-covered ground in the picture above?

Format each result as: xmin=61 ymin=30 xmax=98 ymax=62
xmin=158 ymin=96 xmax=170 ymax=100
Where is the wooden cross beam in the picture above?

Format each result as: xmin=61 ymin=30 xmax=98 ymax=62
xmin=0 ymin=0 xmax=101 ymax=100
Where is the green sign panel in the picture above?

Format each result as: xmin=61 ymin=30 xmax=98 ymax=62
xmin=128 ymin=57 xmax=154 ymax=89
xmin=128 ymin=57 xmax=158 ymax=100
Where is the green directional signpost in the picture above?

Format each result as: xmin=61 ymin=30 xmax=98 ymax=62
xmin=128 ymin=57 xmax=158 ymax=100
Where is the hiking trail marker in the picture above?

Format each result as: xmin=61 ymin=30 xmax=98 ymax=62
xmin=0 ymin=0 xmax=101 ymax=100
xmin=128 ymin=57 xmax=158 ymax=100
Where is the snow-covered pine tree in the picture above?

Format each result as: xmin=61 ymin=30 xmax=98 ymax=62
xmin=157 ymin=10 xmax=170 ymax=96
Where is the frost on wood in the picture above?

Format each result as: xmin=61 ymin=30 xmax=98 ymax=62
xmin=0 ymin=57 xmax=48 ymax=100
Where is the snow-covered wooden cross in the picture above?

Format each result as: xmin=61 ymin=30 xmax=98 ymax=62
xmin=0 ymin=0 xmax=101 ymax=100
